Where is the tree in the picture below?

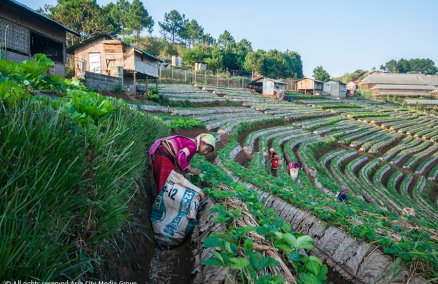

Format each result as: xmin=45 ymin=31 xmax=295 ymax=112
xmin=234 ymin=39 xmax=252 ymax=70
xmin=103 ymin=0 xmax=153 ymax=40
xmin=380 ymin=58 xmax=437 ymax=74
xmin=183 ymin=20 xmax=204 ymax=47
xmin=380 ymin=59 xmax=398 ymax=73
xmin=244 ymin=49 xmax=303 ymax=79
xmin=135 ymin=36 xmax=168 ymax=57
xmin=218 ymin=30 xmax=236 ymax=50
xmin=159 ymin=10 xmax=188 ymax=43
xmin=409 ymin=58 xmax=438 ymax=75
xmin=200 ymin=33 xmax=216 ymax=47
xmin=204 ymin=46 xmax=223 ymax=72
xmin=335 ymin=69 xmax=367 ymax=83
xmin=102 ymin=2 xmax=124 ymax=35
xmin=244 ymin=49 xmax=265 ymax=76
xmin=313 ymin=66 xmax=330 ymax=81
xmin=283 ymin=50 xmax=303 ymax=78
xmin=127 ymin=0 xmax=154 ymax=39
xmin=397 ymin=58 xmax=410 ymax=73
xmin=40 ymin=0 xmax=113 ymax=45
xmin=182 ymin=45 xmax=205 ymax=66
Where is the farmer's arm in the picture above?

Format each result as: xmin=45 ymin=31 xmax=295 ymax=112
xmin=175 ymin=144 xmax=201 ymax=174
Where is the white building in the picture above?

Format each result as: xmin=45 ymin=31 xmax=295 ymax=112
xmin=323 ymin=80 xmax=347 ymax=98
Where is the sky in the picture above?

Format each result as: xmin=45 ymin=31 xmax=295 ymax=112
xmin=21 ymin=0 xmax=438 ymax=77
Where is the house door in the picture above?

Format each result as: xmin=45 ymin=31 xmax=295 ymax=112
xmin=89 ymin=53 xmax=101 ymax=73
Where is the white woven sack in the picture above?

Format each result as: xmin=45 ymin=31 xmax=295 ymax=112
xmin=150 ymin=170 xmax=203 ymax=247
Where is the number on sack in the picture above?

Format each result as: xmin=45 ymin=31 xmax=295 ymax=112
xmin=168 ymin=188 xmax=178 ymax=200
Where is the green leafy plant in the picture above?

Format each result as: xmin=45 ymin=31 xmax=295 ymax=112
xmin=0 ymin=54 xmax=170 ymax=280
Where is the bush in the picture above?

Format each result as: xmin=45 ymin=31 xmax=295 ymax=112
xmin=0 ymin=101 xmax=169 ymax=280
xmin=113 ymin=84 xmax=125 ymax=94
xmin=146 ymin=88 xmax=160 ymax=101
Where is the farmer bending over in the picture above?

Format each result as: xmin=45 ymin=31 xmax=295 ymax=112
xmin=149 ymin=133 xmax=215 ymax=192
xmin=287 ymin=162 xmax=299 ymax=182
xmin=269 ymin=148 xmax=280 ymax=177
xmin=336 ymin=185 xmax=349 ymax=202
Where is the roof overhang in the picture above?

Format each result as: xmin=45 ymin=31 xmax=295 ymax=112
xmin=3 ymin=0 xmax=80 ymax=36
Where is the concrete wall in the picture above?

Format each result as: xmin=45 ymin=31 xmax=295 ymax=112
xmin=85 ymin=71 xmax=122 ymax=92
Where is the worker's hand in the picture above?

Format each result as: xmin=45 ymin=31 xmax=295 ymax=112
xmin=188 ymin=167 xmax=202 ymax=175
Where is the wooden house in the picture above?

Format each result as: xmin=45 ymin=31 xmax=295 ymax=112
xmin=0 ymin=0 xmax=79 ymax=76
xmin=296 ymin=77 xmax=324 ymax=95
xmin=323 ymin=80 xmax=347 ymax=98
xmin=248 ymin=77 xmax=286 ymax=100
xmin=70 ymin=34 xmax=163 ymax=96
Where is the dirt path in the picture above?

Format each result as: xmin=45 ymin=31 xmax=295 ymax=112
xmin=148 ymin=239 xmax=194 ymax=284
xmin=144 ymin=127 xmax=210 ymax=284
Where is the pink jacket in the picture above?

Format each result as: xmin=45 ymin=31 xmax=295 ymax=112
xmin=149 ymin=135 xmax=197 ymax=171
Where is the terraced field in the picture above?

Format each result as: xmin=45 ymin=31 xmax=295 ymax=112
xmin=145 ymin=84 xmax=438 ymax=283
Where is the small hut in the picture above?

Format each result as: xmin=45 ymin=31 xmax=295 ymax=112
xmin=323 ymin=80 xmax=347 ymax=98
xmin=69 ymin=34 xmax=163 ymax=96
xmin=296 ymin=77 xmax=324 ymax=95
xmin=194 ymin=61 xmax=207 ymax=71
xmin=249 ymin=77 xmax=286 ymax=100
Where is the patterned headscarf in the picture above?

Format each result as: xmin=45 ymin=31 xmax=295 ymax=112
xmin=196 ymin=133 xmax=216 ymax=150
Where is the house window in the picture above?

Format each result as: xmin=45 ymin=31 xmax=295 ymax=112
xmin=30 ymin=32 xmax=64 ymax=63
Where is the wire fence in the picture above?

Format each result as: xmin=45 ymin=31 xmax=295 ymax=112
xmin=159 ymin=66 xmax=252 ymax=88
xmin=159 ymin=66 xmax=299 ymax=91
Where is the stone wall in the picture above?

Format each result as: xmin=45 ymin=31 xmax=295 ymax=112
xmin=84 ymin=71 xmax=122 ymax=92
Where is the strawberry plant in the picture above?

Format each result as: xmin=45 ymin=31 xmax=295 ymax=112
xmin=190 ymin=159 xmax=328 ymax=283
xmin=210 ymin=119 xmax=438 ymax=278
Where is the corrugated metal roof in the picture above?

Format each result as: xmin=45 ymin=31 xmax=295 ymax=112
xmin=326 ymin=80 xmax=346 ymax=85
xmin=298 ymin=77 xmax=324 ymax=83
xmin=250 ymin=77 xmax=285 ymax=84
xmin=371 ymin=84 xmax=436 ymax=90
xmin=361 ymin=73 xmax=438 ymax=86
xmin=420 ymin=76 xmax=438 ymax=86
xmin=3 ymin=0 xmax=80 ymax=36
xmin=404 ymin=99 xmax=438 ymax=105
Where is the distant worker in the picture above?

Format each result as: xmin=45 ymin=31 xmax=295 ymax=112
xmin=336 ymin=185 xmax=349 ymax=202
xmin=402 ymin=207 xmax=415 ymax=217
xmin=269 ymin=148 xmax=280 ymax=177
xmin=287 ymin=162 xmax=299 ymax=182
xmin=149 ymin=133 xmax=215 ymax=193
xmin=347 ymin=82 xmax=357 ymax=97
